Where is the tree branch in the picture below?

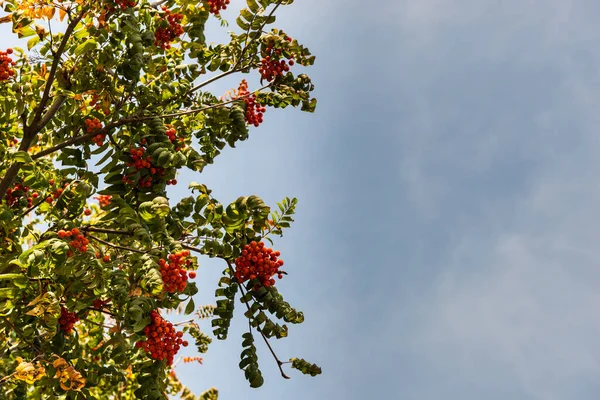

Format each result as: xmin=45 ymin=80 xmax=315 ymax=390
xmin=31 ymin=8 xmax=85 ymax=128
xmin=31 ymin=117 xmax=134 ymax=160
xmin=0 ymin=8 xmax=85 ymax=199
xmin=34 ymin=95 xmax=67 ymax=131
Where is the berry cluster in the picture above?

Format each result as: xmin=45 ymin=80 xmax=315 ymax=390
xmin=237 ymin=80 xmax=266 ymax=127
xmin=206 ymin=0 xmax=230 ymax=15
xmin=182 ymin=356 xmax=203 ymax=364
xmin=158 ymin=250 xmax=191 ymax=293
xmin=165 ymin=126 xmax=186 ymax=151
xmin=123 ymin=147 xmax=166 ymax=188
xmin=94 ymin=194 xmax=112 ymax=208
xmin=0 ymin=49 xmax=15 ymax=81
xmin=5 ymin=183 xmax=37 ymax=208
xmin=45 ymin=180 xmax=69 ymax=204
xmin=135 ymin=311 xmax=188 ymax=365
xmin=59 ymin=306 xmax=79 ymax=335
xmin=154 ymin=7 xmax=184 ymax=50
xmin=95 ymin=252 xmax=111 ymax=263
xmin=259 ymin=38 xmax=294 ymax=82
xmin=85 ymin=118 xmax=105 ymax=146
xmin=89 ymin=93 xmax=110 ymax=116
xmin=58 ymin=228 xmax=89 ymax=255
xmin=234 ymin=241 xmax=284 ymax=288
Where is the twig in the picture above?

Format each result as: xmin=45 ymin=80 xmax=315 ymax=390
xmin=31 ymin=8 xmax=86 ymax=128
xmin=0 ymin=316 xmax=42 ymax=355
xmin=173 ymin=319 xmax=194 ymax=327
xmin=155 ymin=83 xmax=271 ymax=119
xmin=236 ymin=271 xmax=290 ymax=379
xmin=234 ymin=0 xmax=284 ymax=71
xmin=82 ymin=318 xmax=114 ymax=329
xmin=21 ymin=196 xmax=47 ymax=218
xmin=83 ymin=227 xmax=131 ymax=236
xmin=87 ymin=233 xmax=147 ymax=255
xmin=88 ymin=307 xmax=118 ymax=318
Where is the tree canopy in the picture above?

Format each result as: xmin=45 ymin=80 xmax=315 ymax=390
xmin=0 ymin=0 xmax=321 ymax=398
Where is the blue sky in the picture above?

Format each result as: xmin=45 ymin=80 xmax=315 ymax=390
xmin=4 ymin=0 xmax=600 ymax=399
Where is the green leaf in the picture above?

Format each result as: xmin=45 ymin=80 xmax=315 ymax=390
xmin=184 ymin=298 xmax=195 ymax=315
xmin=11 ymin=151 xmax=33 ymax=164
xmin=27 ymin=35 xmax=41 ymax=50
xmin=247 ymin=0 xmax=261 ymax=13
xmin=236 ymin=16 xmax=250 ymax=30
xmin=74 ymin=39 xmax=97 ymax=56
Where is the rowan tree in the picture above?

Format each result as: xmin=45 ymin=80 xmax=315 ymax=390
xmin=0 ymin=0 xmax=321 ymax=398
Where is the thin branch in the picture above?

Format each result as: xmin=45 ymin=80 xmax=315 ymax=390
xmin=35 ymin=95 xmax=67 ymax=130
xmin=188 ymin=68 xmax=241 ymax=95
xmin=234 ymin=0 xmax=284 ymax=71
xmin=0 ymin=316 xmax=42 ymax=355
xmin=181 ymin=244 xmax=204 ymax=254
xmin=173 ymin=319 xmax=194 ymax=327
xmin=236 ymin=268 xmax=290 ymax=380
xmin=87 ymin=233 xmax=147 ymax=254
xmin=83 ymin=226 xmax=131 ymax=236
xmin=87 ymin=307 xmax=118 ymax=318
xmin=82 ymin=318 xmax=114 ymax=329
xmin=31 ymin=117 xmax=133 ymax=160
xmin=31 ymin=7 xmax=86 ymax=128
xmin=21 ymin=196 xmax=47 ymax=218
xmin=156 ymin=83 xmax=272 ymax=120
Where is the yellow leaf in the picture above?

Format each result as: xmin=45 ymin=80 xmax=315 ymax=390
xmin=58 ymin=8 xmax=66 ymax=22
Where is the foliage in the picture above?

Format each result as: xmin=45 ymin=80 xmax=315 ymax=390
xmin=0 ymin=0 xmax=321 ymax=398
